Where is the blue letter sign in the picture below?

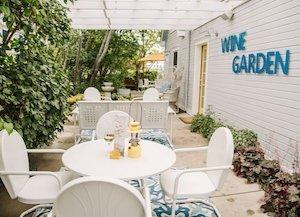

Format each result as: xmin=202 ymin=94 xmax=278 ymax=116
xmin=222 ymin=32 xmax=290 ymax=75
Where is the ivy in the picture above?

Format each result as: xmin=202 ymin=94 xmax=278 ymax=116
xmin=0 ymin=117 xmax=14 ymax=134
xmin=0 ymin=0 xmax=72 ymax=148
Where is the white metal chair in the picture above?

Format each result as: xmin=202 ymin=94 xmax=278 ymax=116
xmin=160 ymin=127 xmax=234 ymax=217
xmin=143 ymin=88 xmax=160 ymax=101
xmin=76 ymin=101 xmax=172 ymax=144
xmin=0 ymin=130 xmax=75 ymax=217
xmin=132 ymin=87 xmax=161 ymax=101
xmin=54 ymin=176 xmax=152 ymax=217
xmin=83 ymin=87 xmax=101 ymax=101
xmin=95 ymin=110 xmax=133 ymax=139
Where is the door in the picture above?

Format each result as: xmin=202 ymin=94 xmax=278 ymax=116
xmin=198 ymin=44 xmax=207 ymax=114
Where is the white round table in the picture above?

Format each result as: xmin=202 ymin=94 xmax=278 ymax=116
xmin=62 ymin=139 xmax=176 ymax=180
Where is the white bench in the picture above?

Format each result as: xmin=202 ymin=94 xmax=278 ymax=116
xmin=76 ymin=101 xmax=174 ymax=145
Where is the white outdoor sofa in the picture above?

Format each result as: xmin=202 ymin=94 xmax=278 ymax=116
xmin=76 ymin=100 xmax=174 ymax=146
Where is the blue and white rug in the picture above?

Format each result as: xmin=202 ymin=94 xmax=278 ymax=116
xmin=131 ymin=176 xmax=217 ymax=217
xmin=32 ymin=176 xmax=217 ymax=217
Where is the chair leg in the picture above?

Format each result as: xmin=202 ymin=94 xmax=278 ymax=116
xmin=171 ymin=199 xmax=177 ymax=217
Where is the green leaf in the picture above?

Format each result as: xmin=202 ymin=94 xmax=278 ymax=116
xmin=4 ymin=122 xmax=14 ymax=135
xmin=0 ymin=6 xmax=11 ymax=16
xmin=0 ymin=118 xmax=4 ymax=130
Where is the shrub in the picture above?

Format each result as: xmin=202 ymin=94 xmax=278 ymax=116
xmin=0 ymin=0 xmax=72 ymax=148
xmin=190 ymin=114 xmax=224 ymax=139
xmin=261 ymin=172 xmax=300 ymax=217
xmin=67 ymin=94 xmax=84 ymax=104
xmin=145 ymin=70 xmax=158 ymax=81
xmin=190 ymin=114 xmax=206 ymax=132
xmin=0 ymin=48 xmax=72 ymax=148
xmin=191 ymin=114 xmax=257 ymax=146
xmin=191 ymin=113 xmax=299 ymax=217
xmin=230 ymin=127 xmax=258 ymax=148
xmin=233 ymin=146 xmax=265 ymax=183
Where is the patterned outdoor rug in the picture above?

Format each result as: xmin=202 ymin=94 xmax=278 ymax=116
xmin=32 ymin=176 xmax=217 ymax=217
xmin=131 ymin=176 xmax=217 ymax=217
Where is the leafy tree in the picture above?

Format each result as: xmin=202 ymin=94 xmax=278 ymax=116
xmin=66 ymin=30 xmax=140 ymax=92
xmin=0 ymin=0 xmax=72 ymax=148
xmin=65 ymin=30 xmax=161 ymax=92
xmin=129 ymin=30 xmax=162 ymax=87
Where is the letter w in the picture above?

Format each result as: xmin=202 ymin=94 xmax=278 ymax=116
xmin=221 ymin=37 xmax=230 ymax=53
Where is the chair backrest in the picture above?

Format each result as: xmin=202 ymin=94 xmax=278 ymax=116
xmin=84 ymin=87 xmax=101 ymax=101
xmin=78 ymin=101 xmax=108 ymax=130
xmin=54 ymin=176 xmax=146 ymax=217
xmin=77 ymin=101 xmax=169 ymax=132
xmin=206 ymin=127 xmax=234 ymax=190
xmin=143 ymin=88 xmax=160 ymax=101
xmin=96 ymin=111 xmax=133 ymax=139
xmin=140 ymin=101 xmax=169 ymax=130
xmin=0 ymin=130 xmax=29 ymax=199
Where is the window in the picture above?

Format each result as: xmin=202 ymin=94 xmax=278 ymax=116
xmin=173 ymin=51 xmax=178 ymax=68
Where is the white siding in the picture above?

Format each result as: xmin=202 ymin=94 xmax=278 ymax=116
xmin=164 ymin=31 xmax=190 ymax=110
xmin=165 ymin=0 xmax=300 ymax=172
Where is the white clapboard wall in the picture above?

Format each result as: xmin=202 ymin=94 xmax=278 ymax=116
xmin=164 ymin=0 xmax=300 ymax=172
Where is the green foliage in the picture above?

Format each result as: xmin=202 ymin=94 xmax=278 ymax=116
xmin=191 ymin=114 xmax=223 ymax=139
xmin=65 ymin=30 xmax=140 ymax=93
xmin=0 ymin=117 xmax=14 ymax=134
xmin=144 ymin=70 xmax=158 ymax=81
xmin=111 ymin=93 xmax=132 ymax=101
xmin=233 ymin=146 xmax=280 ymax=185
xmin=67 ymin=94 xmax=84 ymax=104
xmin=65 ymin=30 xmax=162 ymax=93
xmin=1 ymin=0 xmax=71 ymax=52
xmin=261 ymin=172 xmax=300 ymax=217
xmin=191 ymin=114 xmax=257 ymax=145
xmin=233 ymin=146 xmax=299 ymax=216
xmin=0 ymin=0 xmax=72 ymax=148
xmin=191 ymin=113 xmax=299 ymax=216
xmin=0 ymin=46 xmax=72 ymax=148
xmin=106 ymin=69 xmax=133 ymax=90
xmin=230 ymin=128 xmax=258 ymax=148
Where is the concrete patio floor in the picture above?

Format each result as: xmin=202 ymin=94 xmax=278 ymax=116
xmin=0 ymin=113 xmax=268 ymax=217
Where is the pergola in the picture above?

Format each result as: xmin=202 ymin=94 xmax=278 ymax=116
xmin=65 ymin=0 xmax=245 ymax=30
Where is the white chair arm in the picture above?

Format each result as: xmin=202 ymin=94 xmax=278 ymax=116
xmin=164 ymin=89 xmax=176 ymax=94
xmin=0 ymin=170 xmax=63 ymax=188
xmin=132 ymin=97 xmax=143 ymax=101
xmin=174 ymin=146 xmax=208 ymax=153
xmin=27 ymin=149 xmax=65 ymax=154
xmin=91 ymin=130 xmax=96 ymax=141
xmin=173 ymin=165 xmax=233 ymax=195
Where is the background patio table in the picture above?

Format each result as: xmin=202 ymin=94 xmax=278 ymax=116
xmin=62 ymin=139 xmax=176 ymax=180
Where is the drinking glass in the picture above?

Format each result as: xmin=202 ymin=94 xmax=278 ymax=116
xmin=104 ymin=131 xmax=115 ymax=154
